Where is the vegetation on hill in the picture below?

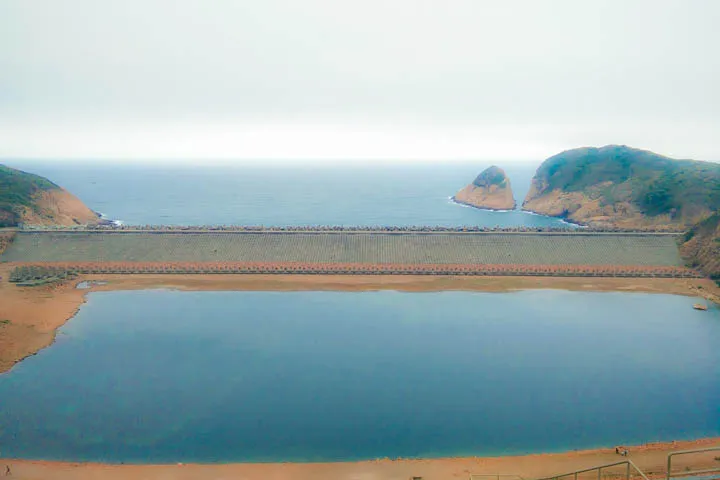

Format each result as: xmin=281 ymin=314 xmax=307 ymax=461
xmin=0 ymin=165 xmax=59 ymax=227
xmin=680 ymin=211 xmax=720 ymax=285
xmin=0 ymin=164 xmax=99 ymax=227
xmin=523 ymin=145 xmax=720 ymax=227
xmin=473 ymin=166 xmax=508 ymax=188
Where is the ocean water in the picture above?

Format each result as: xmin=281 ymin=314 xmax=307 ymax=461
xmin=4 ymin=160 xmax=573 ymax=227
xmin=0 ymin=290 xmax=717 ymax=463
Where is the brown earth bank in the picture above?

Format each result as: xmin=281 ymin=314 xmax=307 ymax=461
xmin=1 ymin=438 xmax=719 ymax=480
xmin=1 ymin=263 xmax=719 ymax=374
xmin=20 ymin=188 xmax=100 ymax=227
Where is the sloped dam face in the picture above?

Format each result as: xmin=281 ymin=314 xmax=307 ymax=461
xmin=1 ymin=289 xmax=718 ymax=463
xmin=1 ymin=231 xmax=686 ymax=266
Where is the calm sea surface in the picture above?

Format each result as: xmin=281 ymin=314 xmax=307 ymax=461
xmin=0 ymin=290 xmax=717 ymax=463
xmin=4 ymin=160 xmax=573 ymax=227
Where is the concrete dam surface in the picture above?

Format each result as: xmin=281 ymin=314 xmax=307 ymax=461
xmin=2 ymin=231 xmax=684 ymax=267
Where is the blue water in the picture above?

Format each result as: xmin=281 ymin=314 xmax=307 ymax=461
xmin=0 ymin=290 xmax=718 ymax=463
xmin=3 ymin=160 xmax=572 ymax=227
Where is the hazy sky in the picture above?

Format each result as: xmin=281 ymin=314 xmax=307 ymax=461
xmin=1 ymin=0 xmax=718 ymax=162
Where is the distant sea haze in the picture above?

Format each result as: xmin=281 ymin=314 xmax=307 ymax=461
xmin=6 ymin=161 xmax=574 ymax=228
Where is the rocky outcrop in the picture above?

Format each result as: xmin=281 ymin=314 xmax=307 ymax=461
xmin=0 ymin=232 xmax=14 ymax=255
xmin=453 ymin=166 xmax=515 ymax=211
xmin=681 ymin=211 xmax=720 ymax=284
xmin=0 ymin=164 xmax=99 ymax=227
xmin=522 ymin=145 xmax=720 ymax=228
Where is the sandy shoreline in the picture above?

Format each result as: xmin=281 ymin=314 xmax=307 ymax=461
xmin=1 ymin=264 xmax=719 ymax=374
xmin=2 ymin=438 xmax=719 ymax=479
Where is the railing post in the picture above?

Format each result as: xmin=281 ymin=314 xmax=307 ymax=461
xmin=666 ymin=454 xmax=672 ymax=480
xmin=626 ymin=461 xmax=630 ymax=480
xmin=597 ymin=466 xmax=602 ymax=480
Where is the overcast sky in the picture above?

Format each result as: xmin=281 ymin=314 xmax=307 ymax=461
xmin=1 ymin=0 xmax=718 ymax=162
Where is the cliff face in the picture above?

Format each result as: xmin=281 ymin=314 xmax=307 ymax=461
xmin=681 ymin=212 xmax=720 ymax=284
xmin=453 ymin=166 xmax=516 ymax=211
xmin=0 ymin=164 xmax=99 ymax=227
xmin=522 ymin=145 xmax=720 ymax=228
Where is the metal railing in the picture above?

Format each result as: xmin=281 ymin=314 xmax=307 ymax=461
xmin=533 ymin=460 xmax=650 ymax=480
xmin=666 ymin=446 xmax=720 ymax=480
xmin=471 ymin=445 xmax=720 ymax=480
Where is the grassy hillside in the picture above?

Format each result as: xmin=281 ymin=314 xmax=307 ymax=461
xmin=0 ymin=165 xmax=60 ymax=227
xmin=681 ymin=211 xmax=720 ymax=284
xmin=524 ymin=145 xmax=720 ymax=226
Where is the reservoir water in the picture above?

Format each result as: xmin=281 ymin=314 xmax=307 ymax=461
xmin=4 ymin=161 xmax=573 ymax=227
xmin=0 ymin=290 xmax=718 ymax=463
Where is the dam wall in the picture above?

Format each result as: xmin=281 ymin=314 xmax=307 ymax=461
xmin=1 ymin=231 xmax=685 ymax=266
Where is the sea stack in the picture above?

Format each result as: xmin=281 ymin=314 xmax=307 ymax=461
xmin=453 ymin=166 xmax=516 ymax=211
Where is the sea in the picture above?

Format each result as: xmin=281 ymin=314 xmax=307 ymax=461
xmin=4 ymin=160 xmax=573 ymax=227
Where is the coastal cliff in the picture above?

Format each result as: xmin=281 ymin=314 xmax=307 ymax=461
xmin=522 ymin=145 xmax=720 ymax=228
xmin=0 ymin=164 xmax=99 ymax=227
xmin=453 ymin=166 xmax=515 ymax=211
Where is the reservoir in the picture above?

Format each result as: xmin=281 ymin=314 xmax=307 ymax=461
xmin=0 ymin=290 xmax=718 ymax=463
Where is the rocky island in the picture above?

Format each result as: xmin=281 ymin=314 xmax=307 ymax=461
xmin=453 ymin=165 xmax=516 ymax=211
xmin=522 ymin=145 xmax=720 ymax=228
xmin=0 ymin=164 xmax=99 ymax=227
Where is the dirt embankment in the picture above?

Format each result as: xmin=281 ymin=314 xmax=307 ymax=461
xmin=1 ymin=438 xmax=719 ymax=480
xmin=20 ymin=188 xmax=99 ymax=226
